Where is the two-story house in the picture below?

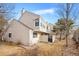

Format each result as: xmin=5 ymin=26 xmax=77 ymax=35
xmin=3 ymin=10 xmax=55 ymax=46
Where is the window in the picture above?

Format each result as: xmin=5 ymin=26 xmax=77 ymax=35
xmin=33 ymin=32 xmax=37 ymax=38
xmin=9 ymin=33 xmax=12 ymax=38
xmin=35 ymin=18 xmax=39 ymax=26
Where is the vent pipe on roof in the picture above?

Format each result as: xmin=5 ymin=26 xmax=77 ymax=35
xmin=21 ymin=8 xmax=24 ymax=15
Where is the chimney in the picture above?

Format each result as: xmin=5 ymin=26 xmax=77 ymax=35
xmin=21 ymin=8 xmax=24 ymax=15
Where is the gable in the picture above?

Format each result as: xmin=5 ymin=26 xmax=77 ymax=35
xmin=19 ymin=11 xmax=40 ymax=29
xmin=3 ymin=19 xmax=33 ymax=36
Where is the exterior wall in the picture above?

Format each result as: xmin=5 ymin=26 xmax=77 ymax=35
xmin=20 ymin=11 xmax=40 ymax=30
xmin=34 ymin=17 xmax=50 ymax=33
xmin=19 ymin=11 xmax=50 ymax=34
xmin=40 ymin=34 xmax=56 ymax=43
xmin=3 ymin=20 xmax=30 ymax=45
xmin=39 ymin=33 xmax=56 ymax=43
xmin=3 ymin=11 xmax=55 ymax=45
xmin=31 ymin=33 xmax=40 ymax=45
xmin=29 ymin=30 xmax=39 ymax=45
xmin=49 ymin=24 xmax=53 ymax=31
xmin=38 ymin=33 xmax=48 ymax=42
xmin=40 ymin=35 xmax=48 ymax=42
xmin=39 ymin=17 xmax=47 ymax=32
xmin=52 ymin=35 xmax=56 ymax=42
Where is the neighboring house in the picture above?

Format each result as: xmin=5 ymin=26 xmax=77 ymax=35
xmin=3 ymin=10 xmax=56 ymax=46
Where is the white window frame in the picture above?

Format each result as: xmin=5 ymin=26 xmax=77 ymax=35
xmin=35 ymin=18 xmax=39 ymax=27
xmin=33 ymin=32 xmax=37 ymax=38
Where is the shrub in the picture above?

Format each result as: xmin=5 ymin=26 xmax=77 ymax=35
xmin=16 ymin=42 xmax=21 ymax=45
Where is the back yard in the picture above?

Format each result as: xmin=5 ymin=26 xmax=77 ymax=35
xmin=0 ymin=38 xmax=79 ymax=56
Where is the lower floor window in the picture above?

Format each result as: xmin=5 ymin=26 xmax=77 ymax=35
xmin=33 ymin=32 xmax=37 ymax=38
xmin=9 ymin=33 xmax=12 ymax=38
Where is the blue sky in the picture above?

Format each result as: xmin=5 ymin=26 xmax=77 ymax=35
xmin=14 ymin=3 xmax=61 ymax=24
xmin=13 ymin=3 xmax=79 ymax=25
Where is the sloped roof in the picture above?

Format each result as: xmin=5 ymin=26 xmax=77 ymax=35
xmin=25 ymin=10 xmax=40 ymax=17
xmin=11 ymin=20 xmax=33 ymax=30
xmin=19 ymin=10 xmax=40 ymax=21
xmin=18 ymin=20 xmax=33 ymax=30
xmin=2 ymin=19 xmax=33 ymax=36
xmin=3 ymin=10 xmax=43 ymax=35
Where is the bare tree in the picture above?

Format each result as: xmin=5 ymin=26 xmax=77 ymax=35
xmin=56 ymin=3 xmax=79 ymax=47
xmin=0 ymin=3 xmax=15 ymax=20
xmin=0 ymin=3 xmax=15 ymax=41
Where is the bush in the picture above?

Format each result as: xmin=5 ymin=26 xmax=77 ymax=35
xmin=16 ymin=42 xmax=21 ymax=45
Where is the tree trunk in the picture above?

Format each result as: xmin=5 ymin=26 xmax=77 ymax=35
xmin=65 ymin=29 xmax=69 ymax=47
xmin=60 ymin=31 xmax=62 ymax=41
xmin=65 ymin=33 xmax=68 ymax=47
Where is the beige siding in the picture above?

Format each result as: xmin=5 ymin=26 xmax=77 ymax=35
xmin=30 ymin=32 xmax=40 ymax=45
xmin=39 ymin=34 xmax=48 ymax=42
xmin=3 ymin=20 xmax=30 ymax=45
xmin=34 ymin=17 xmax=50 ymax=33
xmin=52 ymin=35 xmax=56 ymax=42
xmin=20 ymin=11 xmax=40 ymax=29
xmin=3 ymin=11 xmax=55 ymax=45
xmin=39 ymin=34 xmax=56 ymax=43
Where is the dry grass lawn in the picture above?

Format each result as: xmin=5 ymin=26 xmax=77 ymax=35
xmin=0 ymin=39 xmax=78 ymax=56
xmin=36 ymin=40 xmax=65 ymax=56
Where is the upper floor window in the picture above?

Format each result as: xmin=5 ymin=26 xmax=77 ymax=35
xmin=35 ymin=18 xmax=39 ymax=26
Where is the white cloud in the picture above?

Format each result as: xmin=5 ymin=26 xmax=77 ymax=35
xmin=33 ymin=8 xmax=54 ymax=15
